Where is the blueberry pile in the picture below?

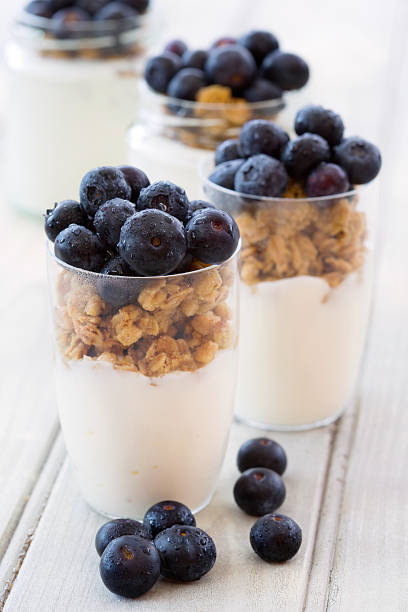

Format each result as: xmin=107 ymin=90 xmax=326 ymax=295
xmin=144 ymin=30 xmax=309 ymax=102
xmin=234 ymin=437 xmax=302 ymax=563
xmin=45 ymin=165 xmax=239 ymax=298
xmin=24 ymin=0 xmax=149 ymax=32
xmin=209 ymin=105 xmax=382 ymax=198
xmin=96 ymin=500 xmax=216 ymax=598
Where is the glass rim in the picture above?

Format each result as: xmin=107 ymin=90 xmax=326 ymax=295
xmin=141 ymin=82 xmax=285 ymax=113
xmin=46 ymin=238 xmax=241 ymax=281
xmin=199 ymin=157 xmax=365 ymax=205
xmin=16 ymin=10 xmax=149 ymax=36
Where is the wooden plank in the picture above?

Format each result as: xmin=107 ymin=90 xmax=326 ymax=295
xmin=3 ymin=424 xmax=335 ymax=611
xmin=0 ymin=435 xmax=65 ymax=609
xmin=0 ymin=207 xmax=59 ymax=562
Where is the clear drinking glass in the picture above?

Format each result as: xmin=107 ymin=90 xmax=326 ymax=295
xmin=4 ymin=11 xmax=157 ymax=216
xmin=127 ymin=84 xmax=286 ymax=200
xmin=47 ymin=242 xmax=240 ymax=518
xmin=202 ymin=162 xmax=378 ymax=430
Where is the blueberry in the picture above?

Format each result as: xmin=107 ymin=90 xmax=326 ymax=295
xmin=295 ymin=105 xmax=344 ymax=147
xmin=238 ymin=30 xmax=279 ymax=65
xmin=121 ymin=0 xmax=149 ymax=13
xmin=94 ymin=1 xmax=138 ymax=20
xmin=250 ymin=514 xmax=302 ymax=562
xmin=239 ymin=119 xmax=289 ymax=158
xmin=211 ymin=36 xmax=237 ymax=49
xmin=143 ymin=501 xmax=196 ymax=538
xmin=144 ymin=52 xmax=182 ymax=94
xmin=164 ymin=39 xmax=188 ymax=57
xmin=75 ymin=0 xmax=110 ymax=15
xmin=186 ymin=208 xmax=240 ymax=264
xmin=333 ymin=136 xmax=382 ymax=184
xmin=215 ymin=139 xmax=242 ymax=166
xmin=95 ymin=519 xmax=151 ymax=557
xmin=118 ymin=165 xmax=150 ymax=203
xmin=136 ymin=180 xmax=189 ymax=223
xmin=281 ymin=133 xmax=330 ymax=180
xmin=100 ymin=535 xmax=160 ymax=598
xmin=205 ymin=44 xmax=256 ymax=92
xmin=182 ymin=49 xmax=208 ymax=71
xmin=305 ymin=162 xmax=349 ymax=198
xmin=154 ymin=525 xmax=216 ymax=582
xmin=167 ymin=68 xmax=207 ymax=101
xmin=208 ymin=159 xmax=245 ymax=190
xmin=243 ymin=78 xmax=282 ymax=103
xmin=97 ymin=256 xmax=142 ymax=307
xmin=54 ymin=224 xmax=107 ymax=272
xmin=119 ymin=210 xmax=186 ymax=276
xmin=185 ymin=199 xmax=216 ymax=222
xmin=94 ymin=198 xmax=136 ymax=250
xmin=79 ymin=166 xmax=131 ymax=219
xmin=235 ymin=154 xmax=288 ymax=197
xmin=237 ymin=438 xmax=287 ymax=475
xmin=25 ymin=1 xmax=54 ymax=18
xmin=233 ymin=467 xmax=286 ymax=516
xmin=45 ymin=200 xmax=88 ymax=242
xmin=261 ymin=51 xmax=309 ymax=91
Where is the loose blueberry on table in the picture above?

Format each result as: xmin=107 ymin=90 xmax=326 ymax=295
xmin=209 ymin=104 xmax=381 ymax=197
xmin=233 ymin=467 xmax=286 ymax=516
xmin=144 ymin=29 xmax=309 ymax=104
xmin=237 ymin=437 xmax=287 ymax=475
xmin=143 ymin=500 xmax=196 ymax=538
xmin=250 ymin=514 xmax=302 ymax=563
xmin=95 ymin=518 xmax=151 ymax=556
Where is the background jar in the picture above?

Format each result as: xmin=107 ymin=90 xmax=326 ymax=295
xmin=4 ymin=10 xmax=156 ymax=217
xmin=47 ymin=241 xmax=240 ymax=519
xmin=127 ymin=84 xmax=286 ymax=200
xmin=202 ymin=164 xmax=378 ymax=430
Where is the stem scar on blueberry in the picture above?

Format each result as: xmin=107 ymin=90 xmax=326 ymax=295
xmin=272 ymin=516 xmax=283 ymax=521
xmin=151 ymin=236 xmax=161 ymax=247
xmin=163 ymin=505 xmax=175 ymax=511
xmin=180 ymin=531 xmax=187 ymax=536
xmin=254 ymin=472 xmax=265 ymax=481
xmin=121 ymin=546 xmax=134 ymax=560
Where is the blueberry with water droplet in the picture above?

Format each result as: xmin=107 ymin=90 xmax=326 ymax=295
xmin=250 ymin=514 xmax=302 ymax=562
xmin=96 ymin=519 xmax=151 ymax=556
xmin=143 ymin=500 xmax=195 ymax=538
xmin=54 ymin=224 xmax=107 ymax=271
xmin=233 ymin=467 xmax=286 ymax=516
xmin=154 ymin=525 xmax=216 ymax=581
xmin=45 ymin=200 xmax=88 ymax=242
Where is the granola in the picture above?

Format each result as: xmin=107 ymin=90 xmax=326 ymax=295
xmin=237 ymin=184 xmax=366 ymax=288
xmin=54 ymin=264 xmax=235 ymax=376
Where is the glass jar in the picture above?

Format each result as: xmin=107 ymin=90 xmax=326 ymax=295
xmin=47 ymin=241 xmax=240 ymax=518
xmin=202 ymin=162 xmax=378 ymax=430
xmin=4 ymin=10 xmax=156 ymax=216
xmin=127 ymin=84 xmax=286 ymax=200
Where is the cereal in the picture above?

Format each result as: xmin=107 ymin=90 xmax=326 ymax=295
xmin=54 ymin=266 xmax=234 ymax=376
xmin=237 ymin=189 xmax=366 ymax=288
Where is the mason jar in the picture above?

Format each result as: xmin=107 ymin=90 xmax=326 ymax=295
xmin=4 ymin=9 xmax=156 ymax=216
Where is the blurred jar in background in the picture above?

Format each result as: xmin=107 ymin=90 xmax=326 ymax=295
xmin=4 ymin=5 xmax=157 ymax=216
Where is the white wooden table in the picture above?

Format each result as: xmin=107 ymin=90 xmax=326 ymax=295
xmin=1 ymin=0 xmax=408 ymax=610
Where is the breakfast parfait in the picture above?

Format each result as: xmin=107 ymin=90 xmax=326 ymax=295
xmin=5 ymin=0 xmax=155 ymax=215
xmin=203 ymin=105 xmax=381 ymax=429
xmin=46 ymin=165 xmax=240 ymax=518
xmin=128 ymin=30 xmax=310 ymax=198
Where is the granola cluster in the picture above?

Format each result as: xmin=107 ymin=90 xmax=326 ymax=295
xmin=164 ymin=85 xmax=282 ymax=151
xmin=237 ymin=183 xmax=366 ymax=288
xmin=54 ymin=264 xmax=235 ymax=377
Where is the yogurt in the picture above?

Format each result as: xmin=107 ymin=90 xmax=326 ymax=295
xmin=56 ymin=349 xmax=236 ymax=518
xmin=237 ymin=257 xmax=373 ymax=429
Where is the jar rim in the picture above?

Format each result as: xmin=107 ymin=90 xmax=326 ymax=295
xmin=200 ymin=157 xmax=365 ymax=205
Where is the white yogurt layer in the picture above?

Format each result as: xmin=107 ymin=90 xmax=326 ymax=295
xmin=56 ymin=349 xmax=236 ymax=518
xmin=127 ymin=125 xmax=212 ymax=200
xmin=236 ymin=258 xmax=373 ymax=429
xmin=5 ymin=42 xmax=141 ymax=215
